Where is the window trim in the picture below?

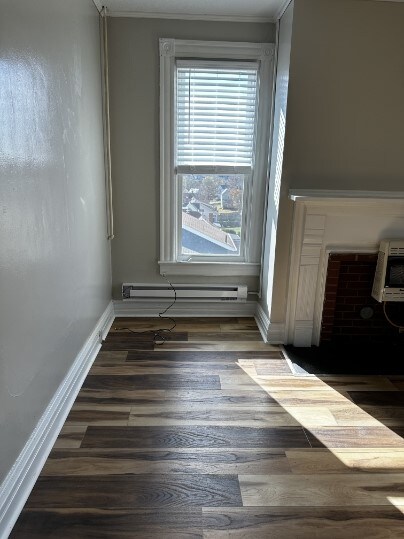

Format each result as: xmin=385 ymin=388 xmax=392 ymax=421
xmin=159 ymin=38 xmax=275 ymax=275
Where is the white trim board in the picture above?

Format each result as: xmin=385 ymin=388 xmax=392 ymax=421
xmin=113 ymin=299 xmax=256 ymax=317
xmin=0 ymin=302 xmax=114 ymax=539
xmin=158 ymin=261 xmax=260 ymax=277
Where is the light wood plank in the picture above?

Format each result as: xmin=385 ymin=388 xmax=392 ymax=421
xmin=257 ymin=390 xmax=352 ymax=406
xmin=159 ymin=342 xmax=280 ymax=352
xmin=304 ymin=426 xmax=404 ymax=448
xmin=94 ymin=351 xmax=129 ymax=364
xmin=287 ymin=448 xmax=404 ymax=474
xmin=52 ymin=426 xmax=87 ymax=449
xmin=202 ymin=507 xmax=404 ymax=539
xmin=187 ymin=331 xmax=263 ymax=342
xmin=239 ymin=473 xmax=404 ymax=506
xmin=238 ymin=375 xmax=397 ymax=392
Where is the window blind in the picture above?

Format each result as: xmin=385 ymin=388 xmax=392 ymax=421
xmin=176 ymin=61 xmax=258 ymax=173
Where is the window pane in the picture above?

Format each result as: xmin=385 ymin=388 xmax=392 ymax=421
xmin=181 ymin=174 xmax=244 ymax=256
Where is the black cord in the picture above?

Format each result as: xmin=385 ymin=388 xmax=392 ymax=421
xmin=382 ymin=301 xmax=404 ymax=330
xmin=115 ymin=275 xmax=177 ymax=345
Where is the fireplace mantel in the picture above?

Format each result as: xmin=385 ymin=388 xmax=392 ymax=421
xmin=290 ymin=189 xmax=404 ymax=202
xmin=286 ymin=189 xmax=404 ymax=346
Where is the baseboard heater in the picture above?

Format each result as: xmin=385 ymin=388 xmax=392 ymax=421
xmin=122 ymin=283 xmax=248 ymax=302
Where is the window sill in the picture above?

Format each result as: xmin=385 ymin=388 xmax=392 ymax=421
xmin=158 ymin=261 xmax=260 ymax=277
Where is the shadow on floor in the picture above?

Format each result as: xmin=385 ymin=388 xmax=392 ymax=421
xmin=282 ymin=341 xmax=404 ymax=376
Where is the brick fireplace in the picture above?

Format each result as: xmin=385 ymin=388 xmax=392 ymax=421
xmin=286 ymin=190 xmax=404 ymax=346
xmin=321 ymin=252 xmax=404 ymax=344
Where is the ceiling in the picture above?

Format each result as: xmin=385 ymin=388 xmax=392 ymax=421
xmin=95 ymin=0 xmax=287 ymax=21
xmin=95 ymin=0 xmax=404 ymax=22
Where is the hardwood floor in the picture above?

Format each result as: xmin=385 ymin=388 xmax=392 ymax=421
xmin=10 ymin=317 xmax=404 ymax=538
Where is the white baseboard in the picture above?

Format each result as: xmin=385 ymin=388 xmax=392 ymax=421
xmin=254 ymin=303 xmax=270 ymax=343
xmin=0 ymin=301 xmax=114 ymax=539
xmin=113 ymin=299 xmax=257 ymax=317
xmin=267 ymin=322 xmax=286 ymax=344
xmin=293 ymin=320 xmax=314 ymax=347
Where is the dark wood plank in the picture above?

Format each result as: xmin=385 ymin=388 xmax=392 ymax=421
xmin=65 ymin=406 xmax=131 ymax=425
xmin=357 ymin=405 xmax=404 ymax=425
xmin=105 ymin=331 xmax=188 ymax=342
xmin=11 ymin=509 xmax=203 ymax=539
xmin=348 ymin=391 xmax=404 ymax=407
xmin=101 ymin=340 xmax=155 ymax=351
xmin=43 ymin=448 xmax=291 ymax=475
xmin=127 ymin=405 xmax=300 ymax=427
xmin=81 ymin=425 xmax=311 ymax=449
xmin=104 ymin=332 xmax=154 ymax=341
xmin=81 ymin=374 xmax=221 ymax=390
xmin=389 ymin=380 xmax=404 ymax=390
xmin=24 ymin=475 xmax=242 ymax=508
xmin=126 ymin=350 xmax=284 ymax=361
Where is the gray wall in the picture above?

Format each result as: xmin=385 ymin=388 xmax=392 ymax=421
xmin=108 ymin=17 xmax=276 ymax=298
xmin=0 ymin=0 xmax=111 ymax=482
xmin=283 ymin=0 xmax=404 ymax=189
xmin=268 ymin=0 xmax=404 ymax=327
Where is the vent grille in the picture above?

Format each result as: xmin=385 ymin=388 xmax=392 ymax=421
xmin=122 ymin=283 xmax=247 ymax=302
xmin=383 ymin=289 xmax=404 ymax=301
xmin=389 ymin=247 xmax=404 ymax=256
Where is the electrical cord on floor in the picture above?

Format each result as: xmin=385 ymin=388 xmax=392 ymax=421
xmin=115 ymin=274 xmax=177 ymax=345
xmin=382 ymin=301 xmax=404 ymax=331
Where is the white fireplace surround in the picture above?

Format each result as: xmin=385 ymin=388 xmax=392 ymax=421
xmin=286 ymin=190 xmax=404 ymax=347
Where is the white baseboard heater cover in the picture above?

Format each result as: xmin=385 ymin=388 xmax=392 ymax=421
xmin=122 ymin=283 xmax=248 ymax=302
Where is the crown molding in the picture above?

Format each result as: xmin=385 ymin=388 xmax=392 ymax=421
xmin=107 ymin=10 xmax=275 ymax=23
xmin=92 ymin=0 xmax=103 ymax=13
xmin=275 ymin=0 xmax=293 ymax=20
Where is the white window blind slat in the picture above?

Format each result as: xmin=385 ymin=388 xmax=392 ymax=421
xmin=176 ymin=63 xmax=258 ymax=169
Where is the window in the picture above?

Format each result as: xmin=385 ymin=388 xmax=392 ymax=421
xmin=159 ymin=39 xmax=274 ymax=276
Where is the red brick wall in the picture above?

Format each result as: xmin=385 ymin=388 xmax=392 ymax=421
xmin=321 ymin=253 xmax=404 ymax=343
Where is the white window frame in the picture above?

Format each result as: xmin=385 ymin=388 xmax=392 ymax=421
xmin=159 ymin=38 xmax=275 ymax=277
